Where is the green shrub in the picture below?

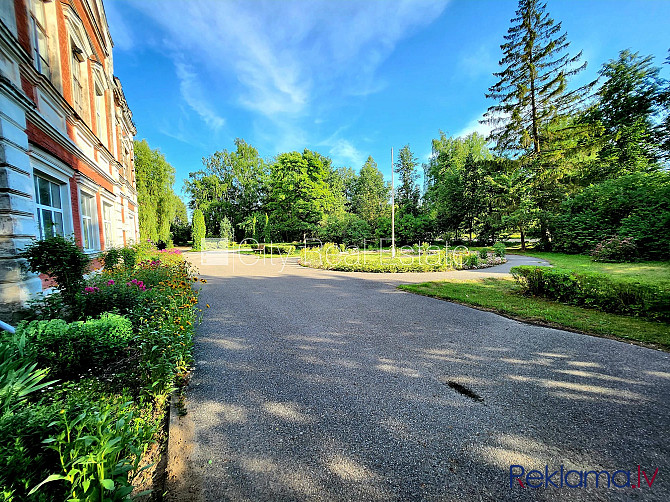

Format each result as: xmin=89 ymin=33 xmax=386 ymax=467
xmin=550 ymin=172 xmax=670 ymax=259
xmin=119 ymin=247 xmax=137 ymax=269
xmin=264 ymin=244 xmax=296 ymax=255
xmin=511 ymin=266 xmax=670 ymax=321
xmin=21 ymin=236 xmax=90 ymax=307
xmin=0 ymin=336 xmax=55 ymax=416
xmin=101 ymin=248 xmax=121 ymax=270
xmin=219 ymin=217 xmax=235 ymax=242
xmin=15 ymin=314 xmax=133 ymax=379
xmin=29 ymin=398 xmax=156 ymax=502
xmin=479 ymin=248 xmax=489 ymax=259
xmin=464 ymin=253 xmax=480 ymax=268
xmin=493 ymin=242 xmax=506 ymax=258
xmin=192 ymin=209 xmax=206 ymax=251
xmin=0 ymin=403 xmax=63 ymax=501
xmin=590 ymin=236 xmax=637 ymax=262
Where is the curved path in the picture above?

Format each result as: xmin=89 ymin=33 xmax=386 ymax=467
xmin=168 ymin=253 xmax=669 ymax=501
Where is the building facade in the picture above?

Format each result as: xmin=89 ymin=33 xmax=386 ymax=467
xmin=0 ymin=0 xmax=138 ymax=320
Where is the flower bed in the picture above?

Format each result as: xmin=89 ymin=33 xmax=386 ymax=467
xmin=1 ymin=242 xmax=200 ymax=500
xmin=299 ymin=244 xmax=506 ymax=273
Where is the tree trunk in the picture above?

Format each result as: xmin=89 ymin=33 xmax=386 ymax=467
xmin=520 ymin=228 xmax=526 ymax=251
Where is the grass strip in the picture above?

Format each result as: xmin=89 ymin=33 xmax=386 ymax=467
xmin=398 ymin=278 xmax=670 ymax=350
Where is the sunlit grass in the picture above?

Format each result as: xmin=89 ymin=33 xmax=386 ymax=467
xmin=399 ymin=278 xmax=670 ymax=349
xmin=507 ymin=250 xmax=670 ymax=285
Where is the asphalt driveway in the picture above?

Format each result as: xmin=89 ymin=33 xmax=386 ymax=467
xmin=168 ymin=252 xmax=670 ymax=501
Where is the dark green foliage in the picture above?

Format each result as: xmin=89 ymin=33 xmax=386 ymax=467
xmin=394 ymin=145 xmax=420 ymax=216
xmin=262 ymin=244 xmax=296 ymax=255
xmin=483 ymin=0 xmax=587 ymax=155
xmin=582 ymin=50 xmax=665 ymax=176
xmin=266 ymin=150 xmax=336 ymax=241
xmin=493 ymin=242 xmax=506 ymax=258
xmin=21 ymin=236 xmax=90 ymax=307
xmin=219 ymin=217 xmax=235 ymax=241
xmin=351 ymin=156 xmax=390 ymax=226
xmin=590 ymin=236 xmax=637 ymax=262
xmin=192 ymin=209 xmax=206 ymax=251
xmin=134 ymin=139 xmax=177 ymax=242
xmin=550 ymin=172 xmax=670 ymax=259
xmin=511 ymin=266 xmax=670 ymax=321
xmin=170 ymin=196 xmax=191 ymax=245
xmin=101 ymin=248 xmax=121 ymax=270
xmin=319 ymin=214 xmax=373 ymax=247
xmin=0 ymin=336 xmax=54 ymax=416
xmin=119 ymin=247 xmax=137 ymax=269
xmin=0 ymin=404 xmax=63 ymax=501
xmin=14 ymin=314 xmax=133 ymax=379
xmin=395 ymin=213 xmax=432 ymax=245
xmin=185 ymin=139 xmax=266 ymax=241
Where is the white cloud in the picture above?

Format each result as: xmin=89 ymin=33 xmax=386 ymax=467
xmin=327 ymin=139 xmax=365 ymax=168
xmin=127 ymin=0 xmax=450 ymax=121
xmin=104 ymin=1 xmax=134 ymax=51
xmin=455 ymin=110 xmax=495 ymax=139
xmin=174 ymin=61 xmax=225 ymax=131
xmin=459 ymin=44 xmax=499 ymax=79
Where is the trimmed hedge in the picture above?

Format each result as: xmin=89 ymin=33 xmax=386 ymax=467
xmin=511 ymin=266 xmax=670 ymax=321
xmin=14 ymin=313 xmax=133 ymax=379
xmin=263 ymin=244 xmax=296 ymax=255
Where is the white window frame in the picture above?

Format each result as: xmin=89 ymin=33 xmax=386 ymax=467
xmin=29 ymin=0 xmax=50 ymax=79
xmin=71 ymin=44 xmax=84 ymax=114
xmin=34 ymin=174 xmax=65 ymax=239
xmin=30 ymin=152 xmax=75 ymax=241
xmin=94 ymin=83 xmax=104 ymax=139
xmin=79 ymin=190 xmax=99 ymax=252
xmin=102 ymin=200 xmax=114 ymax=248
xmin=127 ymin=212 xmax=135 ymax=244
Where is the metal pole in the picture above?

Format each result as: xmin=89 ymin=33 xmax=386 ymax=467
xmin=391 ymin=147 xmax=395 ymax=258
xmin=0 ymin=319 xmax=15 ymax=334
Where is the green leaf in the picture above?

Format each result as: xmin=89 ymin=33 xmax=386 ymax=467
xmin=28 ymin=473 xmax=68 ymax=495
xmin=101 ymin=478 xmax=115 ymax=490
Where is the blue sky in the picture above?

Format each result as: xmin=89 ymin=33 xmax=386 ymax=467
xmin=105 ymin=0 xmax=670 ymax=200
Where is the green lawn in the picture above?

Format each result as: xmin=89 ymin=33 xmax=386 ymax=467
xmin=399 ymin=278 xmax=670 ymax=350
xmin=508 ymin=249 xmax=670 ymax=285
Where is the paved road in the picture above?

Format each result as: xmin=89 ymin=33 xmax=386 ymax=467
xmin=170 ymin=252 xmax=670 ymax=501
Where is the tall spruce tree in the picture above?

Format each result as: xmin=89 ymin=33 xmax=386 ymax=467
xmin=394 ymin=145 xmax=421 ymax=216
xmin=483 ymin=0 xmax=587 ymax=156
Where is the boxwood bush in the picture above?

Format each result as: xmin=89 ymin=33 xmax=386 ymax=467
xmin=511 ymin=266 xmax=670 ymax=321
xmin=14 ymin=313 xmax=133 ymax=379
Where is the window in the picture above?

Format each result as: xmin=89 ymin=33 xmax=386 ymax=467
xmin=127 ymin=214 xmax=135 ymax=244
xmin=30 ymin=0 xmax=50 ymax=79
xmin=102 ymin=202 xmax=113 ymax=247
xmin=95 ymin=84 xmax=104 ymax=139
xmin=34 ymin=175 xmax=64 ymax=239
xmin=71 ymin=47 xmax=83 ymax=114
xmin=81 ymin=192 xmax=97 ymax=250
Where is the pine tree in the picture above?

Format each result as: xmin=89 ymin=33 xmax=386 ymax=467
xmin=483 ymin=0 xmax=587 ymax=156
xmin=394 ymin=145 xmax=420 ymax=216
xmin=585 ymin=50 xmax=664 ymax=175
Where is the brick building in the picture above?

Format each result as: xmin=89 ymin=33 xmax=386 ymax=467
xmin=0 ymin=0 xmax=138 ymax=320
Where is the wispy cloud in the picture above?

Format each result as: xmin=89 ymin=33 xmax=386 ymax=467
xmin=104 ymin=1 xmax=134 ymax=51
xmin=455 ymin=110 xmax=495 ymax=139
xmin=174 ymin=61 xmax=225 ymax=131
xmin=459 ymin=44 xmax=499 ymax=79
xmin=327 ymin=139 xmax=366 ymax=168
xmin=127 ymin=0 xmax=449 ymax=127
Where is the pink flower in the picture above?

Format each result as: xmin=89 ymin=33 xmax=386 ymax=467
xmin=107 ymin=279 xmax=115 ymax=286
